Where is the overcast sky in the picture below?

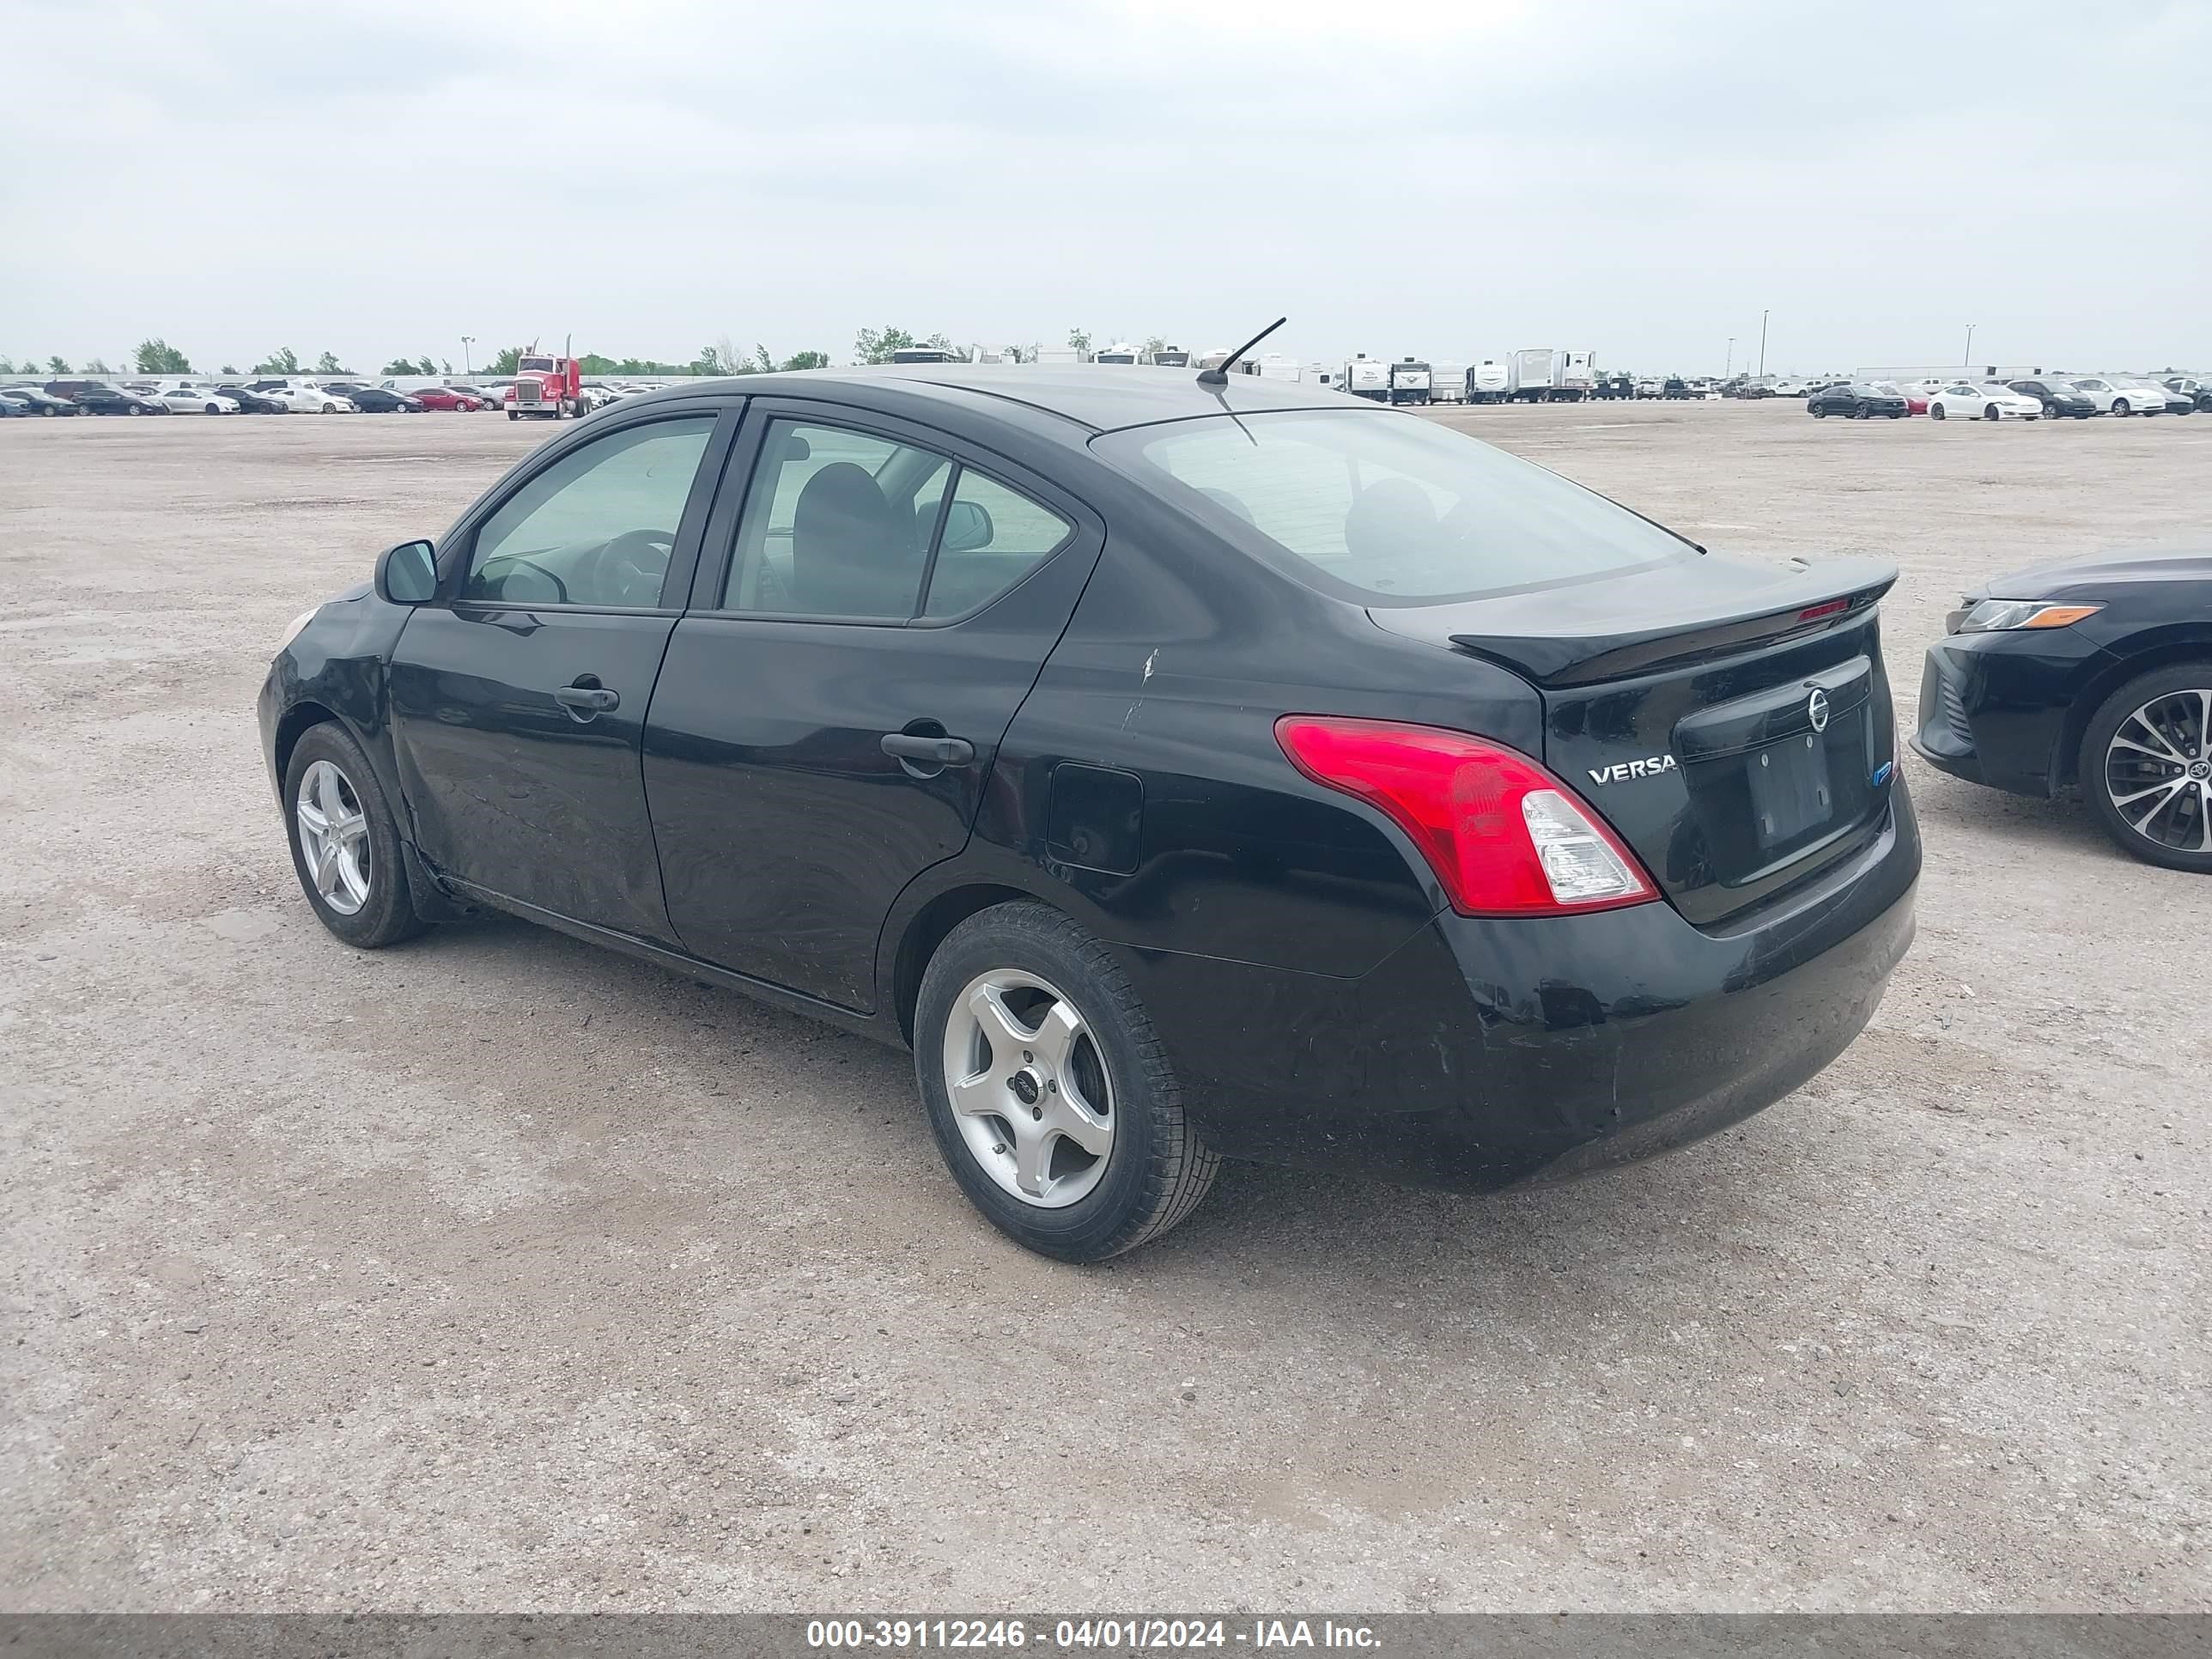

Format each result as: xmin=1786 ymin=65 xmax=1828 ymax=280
xmin=6 ymin=0 xmax=2207 ymax=377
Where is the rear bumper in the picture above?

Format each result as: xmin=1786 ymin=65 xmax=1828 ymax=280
xmin=1908 ymin=629 xmax=2110 ymax=797
xmin=1136 ymin=782 xmax=1921 ymax=1192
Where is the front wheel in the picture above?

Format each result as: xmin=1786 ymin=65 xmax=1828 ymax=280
xmin=1984 ymin=404 xmax=2001 ymax=422
xmin=2112 ymin=399 xmax=2131 ymax=416
xmin=283 ymin=722 xmax=428 ymax=946
xmin=2081 ymin=665 xmax=2212 ymax=872
xmin=915 ymin=901 xmax=1218 ymax=1261
xmin=1931 ymin=404 xmax=1947 ymax=420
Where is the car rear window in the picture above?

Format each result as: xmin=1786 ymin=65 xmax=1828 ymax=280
xmin=1093 ymin=409 xmax=1692 ymax=605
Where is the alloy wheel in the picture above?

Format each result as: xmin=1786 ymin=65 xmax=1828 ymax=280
xmin=941 ymin=968 xmax=1115 ymax=1208
xmin=295 ymin=758 xmax=374 ymax=915
xmin=2104 ymin=690 xmax=2212 ymax=854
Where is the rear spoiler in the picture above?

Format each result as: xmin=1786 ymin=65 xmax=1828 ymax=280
xmin=1447 ymin=558 xmax=1899 ymax=688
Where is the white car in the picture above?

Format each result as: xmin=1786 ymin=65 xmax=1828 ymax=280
xmin=2064 ymin=376 xmax=2152 ymax=416
xmin=1927 ymin=381 xmax=2043 ymax=421
xmin=152 ymin=383 xmax=241 ymax=415
xmin=2116 ymin=374 xmax=2185 ymax=415
xmin=252 ymin=381 xmax=356 ymax=413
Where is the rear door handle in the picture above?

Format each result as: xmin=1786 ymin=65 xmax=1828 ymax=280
xmin=554 ymin=684 xmax=620 ymax=715
xmin=881 ymin=732 xmax=975 ymax=768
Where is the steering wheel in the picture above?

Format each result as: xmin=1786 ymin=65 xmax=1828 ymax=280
xmin=582 ymin=528 xmax=677 ymax=606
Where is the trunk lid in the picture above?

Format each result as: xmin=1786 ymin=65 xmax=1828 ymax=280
xmin=1370 ymin=555 xmax=1901 ymax=924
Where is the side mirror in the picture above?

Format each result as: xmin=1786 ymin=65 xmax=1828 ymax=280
xmin=375 ymin=539 xmax=438 ymax=605
xmin=940 ymin=499 xmax=994 ymax=554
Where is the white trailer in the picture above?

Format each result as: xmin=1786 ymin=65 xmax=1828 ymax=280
xmin=1509 ymin=347 xmax=1596 ymax=402
xmin=1469 ymin=360 xmax=1510 ymax=402
xmin=1343 ymin=354 xmax=1390 ymax=401
xmin=1428 ymin=360 xmax=1468 ymax=403
xmin=1094 ymin=342 xmax=1141 ymax=365
xmin=1388 ymin=357 xmax=1432 ymax=405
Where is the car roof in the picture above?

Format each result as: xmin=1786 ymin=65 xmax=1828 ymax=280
xmin=627 ymin=364 xmax=1355 ymax=436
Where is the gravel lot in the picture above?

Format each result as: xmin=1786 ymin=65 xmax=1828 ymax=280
xmin=2 ymin=401 xmax=2205 ymax=1612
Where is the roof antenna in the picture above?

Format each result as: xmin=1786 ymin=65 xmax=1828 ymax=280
xmin=1196 ymin=317 xmax=1286 ymax=386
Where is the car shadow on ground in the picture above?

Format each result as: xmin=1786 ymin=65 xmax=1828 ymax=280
xmin=1905 ymin=762 xmax=2118 ymax=862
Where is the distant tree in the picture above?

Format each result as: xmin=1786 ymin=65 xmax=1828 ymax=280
xmin=220 ymin=364 xmax=237 ymax=374
xmin=134 ymin=338 xmax=191 ymax=374
xmin=1067 ymin=329 xmax=1091 ymax=354
xmin=753 ymin=343 xmax=774 ymax=374
xmin=1143 ymin=335 xmax=1168 ymax=359
xmin=313 ymin=351 xmax=347 ymax=375
xmin=923 ymin=331 xmax=958 ymax=359
xmin=441 ymin=361 xmax=453 ymax=376
xmin=382 ymin=357 xmax=421 ymax=375
xmin=488 ymin=345 xmax=525 ymax=375
xmin=854 ymin=325 xmax=918 ymax=365
xmin=48 ymin=356 xmax=70 ymax=374
xmin=0 ymin=357 xmax=11 ymax=374
xmin=85 ymin=358 xmax=111 ymax=374
xmin=781 ymin=349 xmax=830 ymax=372
xmin=252 ymin=347 xmax=300 ymax=375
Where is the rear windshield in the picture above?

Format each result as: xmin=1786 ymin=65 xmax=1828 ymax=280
xmin=1093 ymin=408 xmax=1692 ymax=605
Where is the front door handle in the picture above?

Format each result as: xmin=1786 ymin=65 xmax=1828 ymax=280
xmin=881 ymin=732 xmax=975 ymax=769
xmin=555 ymin=684 xmax=620 ymax=719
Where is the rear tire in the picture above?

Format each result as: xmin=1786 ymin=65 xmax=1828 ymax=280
xmin=283 ymin=722 xmax=429 ymax=947
xmin=915 ymin=901 xmax=1218 ymax=1262
xmin=2080 ymin=664 xmax=2212 ymax=872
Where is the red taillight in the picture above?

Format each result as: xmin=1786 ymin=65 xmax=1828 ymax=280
xmin=1273 ymin=716 xmax=1658 ymax=917
xmin=1797 ymin=598 xmax=1850 ymax=623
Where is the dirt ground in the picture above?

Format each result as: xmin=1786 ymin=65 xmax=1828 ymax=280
xmin=1 ymin=400 xmax=2205 ymax=1612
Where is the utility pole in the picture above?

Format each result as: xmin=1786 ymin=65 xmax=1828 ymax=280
xmin=1726 ymin=337 xmax=1735 ymax=377
xmin=461 ymin=336 xmax=475 ymax=374
xmin=1757 ymin=309 xmax=1769 ymax=379
xmin=1963 ymin=324 xmax=1975 ymax=368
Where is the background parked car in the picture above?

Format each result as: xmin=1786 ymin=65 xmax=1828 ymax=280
xmin=2162 ymin=376 xmax=2212 ymax=413
xmin=1868 ymin=380 xmax=1928 ymax=415
xmin=406 ymin=386 xmax=485 ymax=411
xmin=2008 ymin=378 xmax=2098 ymax=418
xmin=322 ymin=383 xmax=424 ymax=413
xmin=0 ymin=386 xmax=81 ymax=416
xmin=50 ymin=382 xmax=164 ymax=415
xmin=249 ymin=381 xmax=356 ymax=413
xmin=2067 ymin=376 xmax=2153 ymax=416
xmin=149 ymin=383 xmax=241 ymax=415
xmin=2130 ymin=375 xmax=2193 ymax=416
xmin=213 ymin=383 xmax=292 ymax=413
xmin=1912 ymin=549 xmax=2212 ymax=871
xmin=1808 ymin=382 xmax=1908 ymax=418
xmin=1928 ymin=382 xmax=2043 ymax=421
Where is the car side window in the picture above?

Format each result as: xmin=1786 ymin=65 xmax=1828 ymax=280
xmin=724 ymin=419 xmax=953 ymax=618
xmin=464 ymin=416 xmax=714 ymax=609
xmin=921 ymin=469 xmax=1073 ymax=617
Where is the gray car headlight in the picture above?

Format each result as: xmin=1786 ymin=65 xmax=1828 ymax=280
xmin=1955 ymin=599 xmax=2104 ymax=634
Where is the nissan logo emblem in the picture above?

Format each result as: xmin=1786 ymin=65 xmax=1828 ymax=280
xmin=1808 ymin=689 xmax=1831 ymax=732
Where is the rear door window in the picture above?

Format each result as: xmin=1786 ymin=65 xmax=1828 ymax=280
xmin=921 ymin=470 xmax=1074 ymax=617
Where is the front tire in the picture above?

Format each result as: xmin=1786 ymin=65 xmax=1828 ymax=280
xmin=1931 ymin=404 xmax=1947 ymax=420
xmin=1984 ymin=404 xmax=2001 ymax=421
xmin=2112 ymin=398 xmax=2131 ymax=416
xmin=2080 ymin=665 xmax=2212 ymax=872
xmin=283 ymin=722 xmax=428 ymax=947
xmin=915 ymin=901 xmax=1218 ymax=1261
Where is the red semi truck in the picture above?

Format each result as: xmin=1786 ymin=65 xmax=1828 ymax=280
xmin=507 ymin=353 xmax=585 ymax=420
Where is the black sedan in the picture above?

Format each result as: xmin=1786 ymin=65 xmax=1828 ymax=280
xmin=52 ymin=383 xmax=164 ymax=416
xmin=2161 ymin=377 xmax=2212 ymax=414
xmin=1807 ymin=383 xmax=1909 ymax=419
xmin=2008 ymin=379 xmax=2099 ymax=419
xmin=259 ymin=367 xmax=1919 ymax=1259
xmin=215 ymin=383 xmax=291 ymax=414
xmin=1911 ymin=549 xmax=2212 ymax=870
xmin=1 ymin=386 xmax=81 ymax=416
xmin=324 ymin=383 xmax=424 ymax=413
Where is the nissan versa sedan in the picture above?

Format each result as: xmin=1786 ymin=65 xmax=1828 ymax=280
xmin=258 ymin=367 xmax=1921 ymax=1260
xmin=1911 ymin=548 xmax=2212 ymax=870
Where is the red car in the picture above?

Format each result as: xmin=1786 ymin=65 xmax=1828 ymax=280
xmin=409 ymin=386 xmax=486 ymax=412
